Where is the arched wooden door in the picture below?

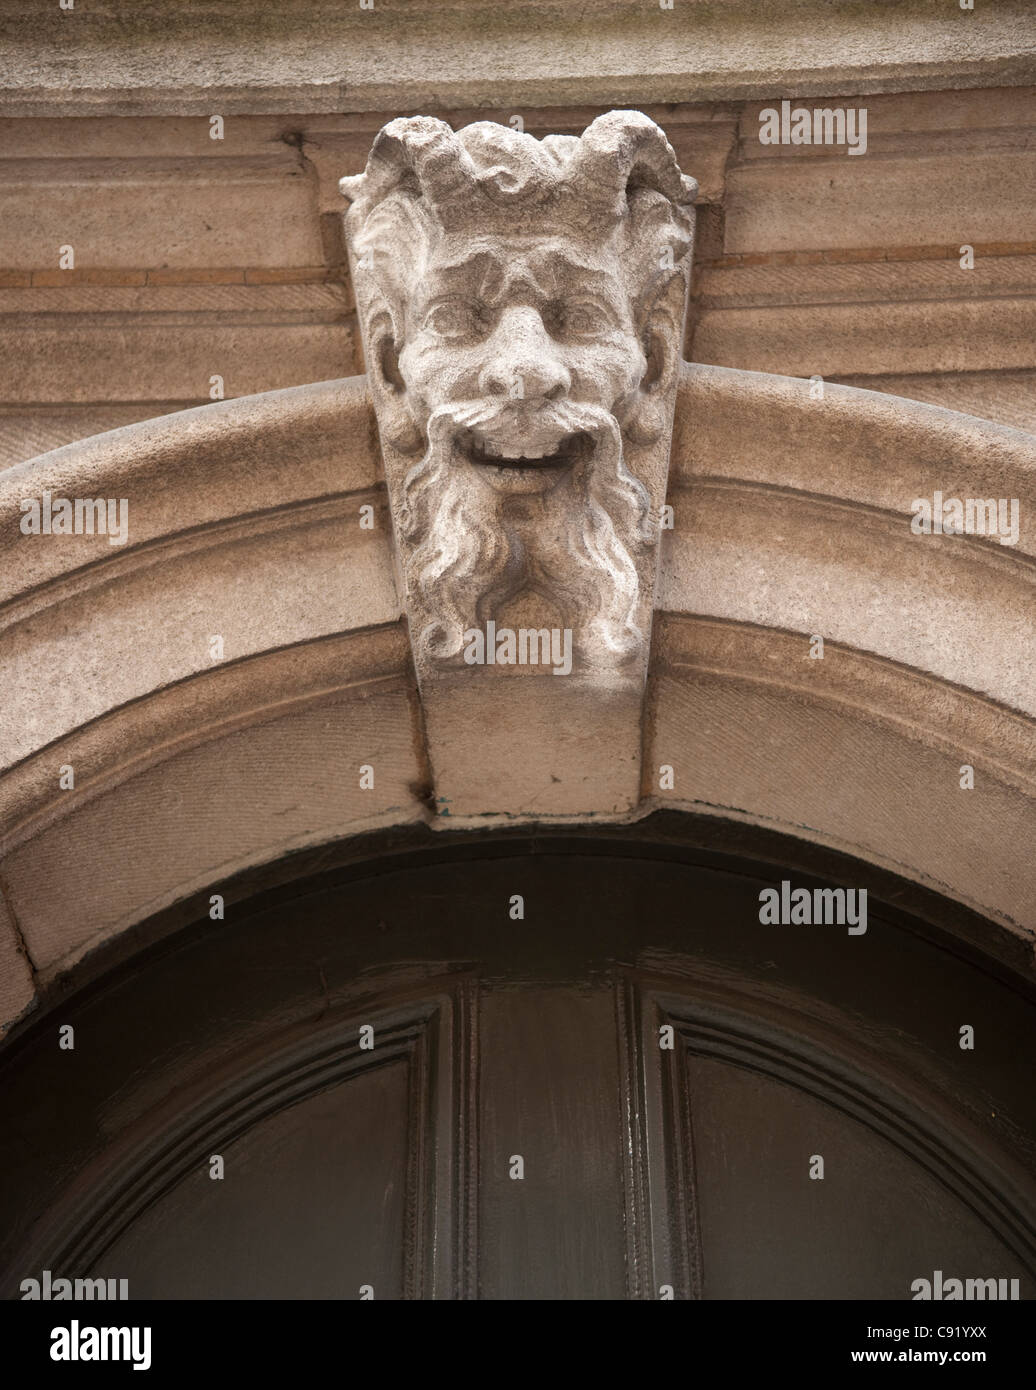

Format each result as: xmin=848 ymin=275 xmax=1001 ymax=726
xmin=2 ymin=818 xmax=1033 ymax=1300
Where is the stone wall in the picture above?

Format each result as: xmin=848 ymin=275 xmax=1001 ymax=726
xmin=1 ymin=1 xmax=1034 ymax=1035
xmin=1 ymin=83 xmax=1035 ymax=464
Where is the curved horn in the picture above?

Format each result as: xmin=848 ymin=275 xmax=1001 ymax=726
xmin=575 ymin=110 xmax=698 ymax=208
xmin=339 ymin=116 xmax=478 ymax=210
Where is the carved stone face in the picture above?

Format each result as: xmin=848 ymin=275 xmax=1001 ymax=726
xmin=341 ymin=112 xmax=696 ymax=681
xmin=398 ymin=236 xmax=645 ymax=495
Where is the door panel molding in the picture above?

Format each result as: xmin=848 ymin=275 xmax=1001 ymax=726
xmin=1 ymin=977 xmax=479 ymax=1300
xmin=618 ymin=969 xmax=1036 ymax=1299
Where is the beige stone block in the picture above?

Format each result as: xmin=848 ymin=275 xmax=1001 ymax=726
xmin=0 ymin=502 xmax=400 ymax=770
xmin=651 ymin=616 xmax=1036 ymax=799
xmin=673 ymin=364 xmax=1036 ymax=543
xmin=0 ymin=114 xmax=301 ymax=161
xmin=0 ymin=377 xmax=381 ymax=604
xmin=692 ymin=298 xmax=1036 ymax=378
xmin=833 ymin=371 xmax=1036 ymax=435
xmin=0 ymin=628 xmax=409 ymax=853
xmin=724 ymin=149 xmax=1036 ymax=254
xmin=0 ymin=405 xmax=189 ymax=470
xmin=2 ymin=2 xmax=1034 ymax=116
xmin=647 ymin=646 xmax=1036 ymax=938
xmin=694 ymin=254 xmax=1036 ymax=310
xmin=424 ymin=675 xmax=643 ymax=823
xmin=659 ymin=483 xmax=1036 ymax=717
xmin=0 ymin=321 xmax=353 ymax=403
xmin=3 ymin=686 xmax=426 ymax=978
xmin=0 ymin=155 xmax=323 ymax=268
xmin=741 ymin=86 xmax=1036 ymax=142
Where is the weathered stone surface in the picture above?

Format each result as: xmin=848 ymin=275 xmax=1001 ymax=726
xmin=648 ymin=618 xmax=1036 ymax=936
xmin=741 ymin=85 xmax=1036 ymax=143
xmin=693 ymin=298 xmax=1036 ymax=379
xmin=834 ymin=370 xmax=1036 ymax=434
xmin=340 ymin=113 xmax=695 ymax=683
xmin=661 ymin=479 xmax=1035 ymax=716
xmin=1 ymin=362 xmax=1034 ymax=1025
xmin=340 ymin=111 xmax=696 ymax=817
xmin=670 ymin=363 xmax=1036 ymax=561
xmin=724 ymin=147 xmax=1036 ymax=255
xmin=0 ymin=154 xmax=323 ymax=269
xmin=0 ymin=499 xmax=399 ymax=770
xmin=2 ymin=1 xmax=1033 ymax=116
xmin=0 ymin=404 xmax=184 ymax=470
xmin=0 ymin=322 xmax=352 ymax=404
xmin=0 ymin=889 xmax=33 ymax=1034
xmin=694 ymin=253 xmax=1036 ymax=312
xmin=0 ymin=277 xmax=355 ymax=465
xmin=2 ymin=87 xmax=1034 ymax=461
xmin=0 ymin=376 xmax=382 ymax=605
xmin=5 ymin=681 xmax=424 ymax=978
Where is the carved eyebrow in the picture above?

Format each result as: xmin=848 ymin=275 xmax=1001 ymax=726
xmin=424 ymin=245 xmax=622 ymax=307
xmin=421 ymin=250 xmax=507 ymax=304
xmin=522 ymin=256 xmax=627 ymax=309
xmin=536 ymin=249 xmax=607 ymax=279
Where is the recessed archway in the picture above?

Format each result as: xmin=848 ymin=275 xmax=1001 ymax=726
xmin=1 ymin=815 xmax=1032 ymax=1300
xmin=2 ymin=364 xmax=1033 ymax=1033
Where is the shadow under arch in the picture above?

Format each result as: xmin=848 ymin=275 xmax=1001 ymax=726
xmin=1 ymin=810 xmax=1033 ymax=1299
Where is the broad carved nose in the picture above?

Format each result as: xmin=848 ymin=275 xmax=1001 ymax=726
xmin=478 ymin=306 xmax=572 ymax=402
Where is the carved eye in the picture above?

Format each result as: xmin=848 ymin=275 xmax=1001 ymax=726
xmin=547 ymin=298 xmax=607 ymax=341
xmin=423 ymin=298 xmax=487 ymax=342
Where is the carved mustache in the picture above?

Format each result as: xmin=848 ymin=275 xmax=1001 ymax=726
xmin=445 ymin=396 xmax=613 ymax=443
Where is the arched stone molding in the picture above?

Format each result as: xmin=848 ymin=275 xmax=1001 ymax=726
xmin=1 ymin=364 xmax=1033 ymax=1030
xmin=647 ymin=365 xmax=1036 ymax=943
xmin=0 ymin=380 xmax=425 ymax=1026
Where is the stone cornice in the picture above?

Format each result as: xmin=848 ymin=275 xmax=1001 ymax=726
xmin=1 ymin=1 xmax=1034 ymax=117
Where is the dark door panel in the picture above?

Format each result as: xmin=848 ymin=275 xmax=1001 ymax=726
xmin=1 ymin=825 xmax=1032 ymax=1300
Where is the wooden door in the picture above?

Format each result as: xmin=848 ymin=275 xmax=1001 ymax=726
xmin=2 ymin=823 xmax=1033 ymax=1300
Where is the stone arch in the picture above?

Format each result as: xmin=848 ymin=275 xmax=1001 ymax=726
xmin=1 ymin=364 xmax=1033 ymax=1029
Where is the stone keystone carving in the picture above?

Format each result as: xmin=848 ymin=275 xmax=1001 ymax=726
xmin=340 ymin=111 xmax=697 ymax=691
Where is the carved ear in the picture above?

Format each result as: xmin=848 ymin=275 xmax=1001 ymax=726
xmin=626 ymin=302 xmax=682 ymax=446
xmin=641 ymin=310 xmax=673 ymax=393
xmin=365 ymin=311 xmax=423 ymax=454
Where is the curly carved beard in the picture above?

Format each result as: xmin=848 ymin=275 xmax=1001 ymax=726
xmin=397 ymin=399 xmax=655 ymax=670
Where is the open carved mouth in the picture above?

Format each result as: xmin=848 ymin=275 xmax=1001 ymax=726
xmin=456 ymin=428 xmax=593 ymax=470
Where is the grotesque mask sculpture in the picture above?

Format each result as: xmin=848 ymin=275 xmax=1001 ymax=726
xmin=341 ymin=111 xmax=696 ymax=688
